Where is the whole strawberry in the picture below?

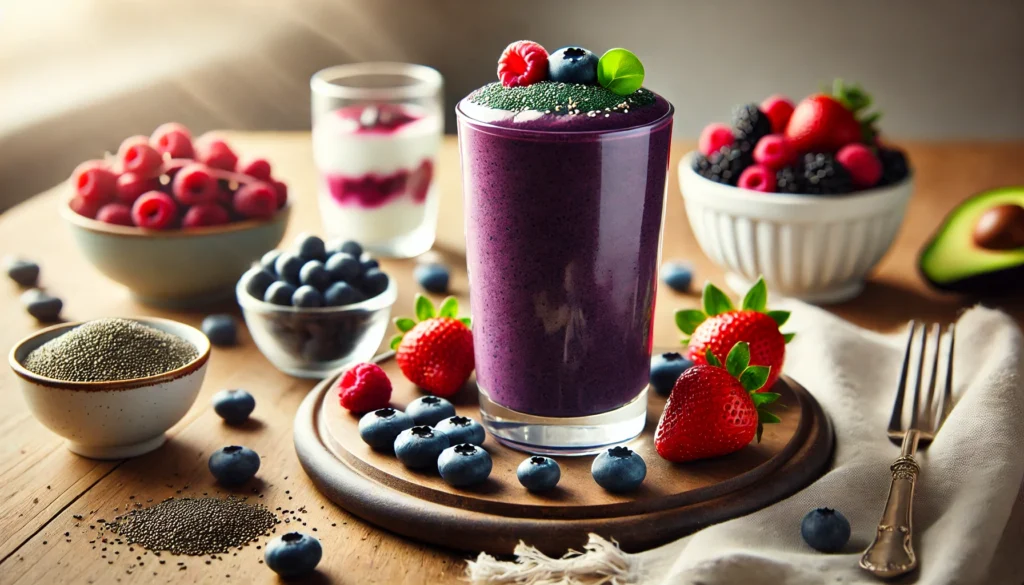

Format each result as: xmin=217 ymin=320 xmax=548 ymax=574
xmin=391 ymin=295 xmax=474 ymax=398
xmin=785 ymin=80 xmax=880 ymax=153
xmin=655 ymin=342 xmax=780 ymax=463
xmin=675 ymin=277 xmax=793 ymax=391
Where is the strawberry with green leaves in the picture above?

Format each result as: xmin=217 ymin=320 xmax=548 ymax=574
xmin=655 ymin=342 xmax=780 ymax=463
xmin=675 ymin=277 xmax=793 ymax=391
xmin=391 ymin=294 xmax=474 ymax=398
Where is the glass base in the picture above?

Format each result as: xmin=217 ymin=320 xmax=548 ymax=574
xmin=363 ymin=217 xmax=437 ymax=259
xmin=478 ymin=387 xmax=648 ymax=456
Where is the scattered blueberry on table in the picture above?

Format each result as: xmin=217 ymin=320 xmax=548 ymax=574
xmin=437 ymin=443 xmax=492 ymax=488
xmin=406 ymin=396 xmax=456 ymax=426
xmin=414 ymin=263 xmax=450 ymax=294
xmin=358 ymin=407 xmax=415 ymax=452
xmin=517 ymin=456 xmax=561 ymax=493
xmin=211 ymin=389 xmax=255 ymax=424
xmin=660 ymin=261 xmax=693 ymax=292
xmin=394 ymin=425 xmax=450 ymax=469
xmin=202 ymin=314 xmax=237 ymax=346
xmin=435 ymin=415 xmax=485 ymax=446
xmin=265 ymin=532 xmax=323 ymax=578
xmin=801 ymin=507 xmax=851 ymax=553
xmin=650 ymin=352 xmax=694 ymax=396
xmin=21 ymin=289 xmax=62 ymax=322
xmin=5 ymin=257 xmax=40 ymax=287
xmin=208 ymin=445 xmax=261 ymax=486
xmin=592 ymin=446 xmax=647 ymax=493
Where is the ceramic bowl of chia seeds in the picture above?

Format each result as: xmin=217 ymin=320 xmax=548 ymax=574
xmin=236 ymin=267 xmax=397 ymax=379
xmin=9 ymin=317 xmax=211 ymax=459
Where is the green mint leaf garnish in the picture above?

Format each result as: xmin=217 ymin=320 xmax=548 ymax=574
xmin=702 ymin=282 xmax=734 ymax=316
xmin=741 ymin=277 xmax=768 ymax=312
xmin=674 ymin=309 xmax=706 ymax=335
xmin=414 ymin=294 xmax=435 ymax=321
xmin=597 ymin=48 xmax=644 ymax=96
xmin=437 ymin=296 xmax=459 ymax=319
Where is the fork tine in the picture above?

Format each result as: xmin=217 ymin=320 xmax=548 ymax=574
xmin=921 ymin=324 xmax=942 ymax=431
xmin=888 ymin=321 xmax=917 ymax=434
xmin=936 ymin=324 xmax=956 ymax=432
xmin=908 ymin=322 xmax=928 ymax=431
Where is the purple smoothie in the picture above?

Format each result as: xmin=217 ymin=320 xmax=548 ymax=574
xmin=457 ymin=90 xmax=673 ymax=417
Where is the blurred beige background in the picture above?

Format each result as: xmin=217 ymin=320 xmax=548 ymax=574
xmin=1 ymin=0 xmax=1022 ymax=210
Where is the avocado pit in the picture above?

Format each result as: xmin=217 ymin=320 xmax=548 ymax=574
xmin=973 ymin=203 xmax=1024 ymax=250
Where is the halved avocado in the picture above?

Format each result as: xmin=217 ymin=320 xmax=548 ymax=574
xmin=920 ymin=187 xmax=1024 ymax=294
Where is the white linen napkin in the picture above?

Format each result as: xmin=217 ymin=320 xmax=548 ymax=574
xmin=468 ymin=303 xmax=1024 ymax=585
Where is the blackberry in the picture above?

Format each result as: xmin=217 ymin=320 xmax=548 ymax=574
xmin=776 ymin=166 xmax=804 ymax=194
xmin=692 ymin=146 xmax=751 ymax=186
xmin=731 ymin=104 xmax=772 ymax=154
xmin=801 ymin=153 xmax=854 ymax=195
xmin=878 ymin=147 xmax=910 ymax=185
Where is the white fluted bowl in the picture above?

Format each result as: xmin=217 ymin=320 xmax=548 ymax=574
xmin=678 ymin=151 xmax=913 ymax=303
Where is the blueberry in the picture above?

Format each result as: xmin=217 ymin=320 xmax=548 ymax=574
xmin=414 ymin=263 xmax=450 ymax=293
xmin=259 ymin=250 xmax=281 ymax=275
xmin=274 ymin=252 xmax=304 ymax=285
xmin=202 ymin=314 xmax=237 ymax=346
xmin=406 ymin=396 xmax=456 ymax=426
xmin=263 ymin=281 xmax=296 ymax=306
xmin=212 ymin=389 xmax=256 ymax=424
xmin=358 ymin=407 xmax=415 ymax=451
xmin=246 ymin=268 xmax=276 ymax=299
xmin=517 ymin=456 xmax=561 ymax=493
xmin=359 ymin=268 xmax=389 ymax=298
xmin=435 ymin=416 xmax=485 ymax=446
xmin=325 ymin=252 xmax=361 ymax=283
xmin=650 ymin=352 xmax=694 ymax=396
xmin=338 ymin=240 xmax=363 ymax=258
xmin=324 ymin=281 xmax=365 ymax=306
xmin=361 ymin=257 xmax=380 ymax=271
xmin=801 ymin=508 xmax=851 ymax=553
xmin=660 ymin=261 xmax=693 ymax=292
xmin=21 ymin=289 xmax=62 ymax=322
xmin=437 ymin=443 xmax=492 ymax=487
xmin=295 ymin=233 xmax=327 ymax=262
xmin=208 ymin=445 xmax=260 ymax=486
xmin=292 ymin=285 xmax=324 ymax=308
xmin=299 ymin=260 xmax=331 ymax=290
xmin=592 ymin=446 xmax=646 ymax=493
xmin=265 ymin=532 xmax=322 ymax=578
xmin=548 ymin=46 xmax=599 ymax=84
xmin=5 ymin=257 xmax=40 ymax=287
xmin=394 ymin=425 xmax=450 ymax=469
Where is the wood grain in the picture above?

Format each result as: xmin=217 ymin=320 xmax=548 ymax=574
xmin=1 ymin=134 xmax=1022 ymax=584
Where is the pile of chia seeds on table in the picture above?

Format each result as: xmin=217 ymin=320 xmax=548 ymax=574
xmin=23 ymin=318 xmax=198 ymax=382
xmin=105 ymin=497 xmax=278 ymax=556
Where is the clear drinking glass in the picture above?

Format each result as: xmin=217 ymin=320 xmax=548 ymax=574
xmin=311 ymin=63 xmax=443 ymax=258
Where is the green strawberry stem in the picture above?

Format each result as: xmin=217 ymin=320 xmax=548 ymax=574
xmin=675 ymin=276 xmax=795 ymax=345
xmin=714 ymin=342 xmax=780 ymax=443
xmin=390 ymin=294 xmax=471 ymax=350
xmin=830 ymin=79 xmax=881 ymax=145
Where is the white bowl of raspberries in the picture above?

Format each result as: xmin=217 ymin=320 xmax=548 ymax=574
xmin=61 ymin=123 xmax=291 ymax=307
xmin=679 ymin=82 xmax=913 ymax=304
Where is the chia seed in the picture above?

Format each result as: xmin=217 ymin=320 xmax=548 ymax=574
xmin=23 ymin=318 xmax=199 ymax=382
xmin=469 ymin=81 xmax=656 ymax=114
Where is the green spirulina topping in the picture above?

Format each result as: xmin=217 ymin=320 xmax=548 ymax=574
xmin=469 ymin=81 xmax=655 ymax=114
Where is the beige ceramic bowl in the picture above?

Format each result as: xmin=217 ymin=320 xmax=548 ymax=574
xmin=9 ymin=317 xmax=211 ymax=459
xmin=61 ymin=197 xmax=290 ymax=308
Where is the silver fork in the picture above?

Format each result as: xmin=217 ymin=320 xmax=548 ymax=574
xmin=860 ymin=321 xmax=955 ymax=579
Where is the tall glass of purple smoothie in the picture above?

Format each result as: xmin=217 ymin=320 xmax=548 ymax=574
xmin=457 ymin=43 xmax=673 ymax=454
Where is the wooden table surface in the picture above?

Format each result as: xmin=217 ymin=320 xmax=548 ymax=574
xmin=1 ymin=134 xmax=1022 ymax=585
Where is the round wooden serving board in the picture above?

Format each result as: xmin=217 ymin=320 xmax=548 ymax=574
xmin=294 ymin=352 xmax=833 ymax=555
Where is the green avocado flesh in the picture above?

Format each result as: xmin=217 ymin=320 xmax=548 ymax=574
xmin=920 ymin=186 xmax=1024 ymax=293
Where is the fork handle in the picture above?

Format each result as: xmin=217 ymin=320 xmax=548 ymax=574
xmin=860 ymin=431 xmax=921 ymax=578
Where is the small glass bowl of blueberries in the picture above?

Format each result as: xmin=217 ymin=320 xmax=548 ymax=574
xmin=237 ymin=233 xmax=396 ymax=379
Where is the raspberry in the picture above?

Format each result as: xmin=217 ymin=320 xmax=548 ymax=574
xmin=337 ymin=362 xmax=392 ymax=413
xmin=131 ymin=191 xmax=178 ymax=230
xmin=836 ymin=143 xmax=883 ymax=189
xmin=408 ymin=160 xmax=433 ymax=203
xmin=182 ymin=203 xmax=230 ymax=228
xmin=753 ymin=134 xmax=796 ymax=170
xmin=195 ymin=135 xmax=238 ymax=171
xmin=233 ymin=182 xmax=277 ymax=219
xmin=698 ymin=123 xmax=734 ymax=157
xmin=69 ymin=195 xmax=101 ymax=219
xmin=116 ymin=172 xmax=160 ymax=205
xmin=497 ymin=40 xmax=548 ymax=88
xmin=71 ymin=161 xmax=117 ymax=203
xmin=271 ymin=180 xmax=288 ymax=208
xmin=737 ymin=164 xmax=777 ymax=192
xmin=760 ymin=95 xmax=795 ymax=134
xmin=118 ymin=136 xmax=163 ymax=177
xmin=96 ymin=203 xmax=134 ymax=226
xmin=239 ymin=158 xmax=272 ymax=181
xmin=151 ymin=123 xmax=195 ymax=159
xmin=172 ymin=163 xmax=218 ymax=205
